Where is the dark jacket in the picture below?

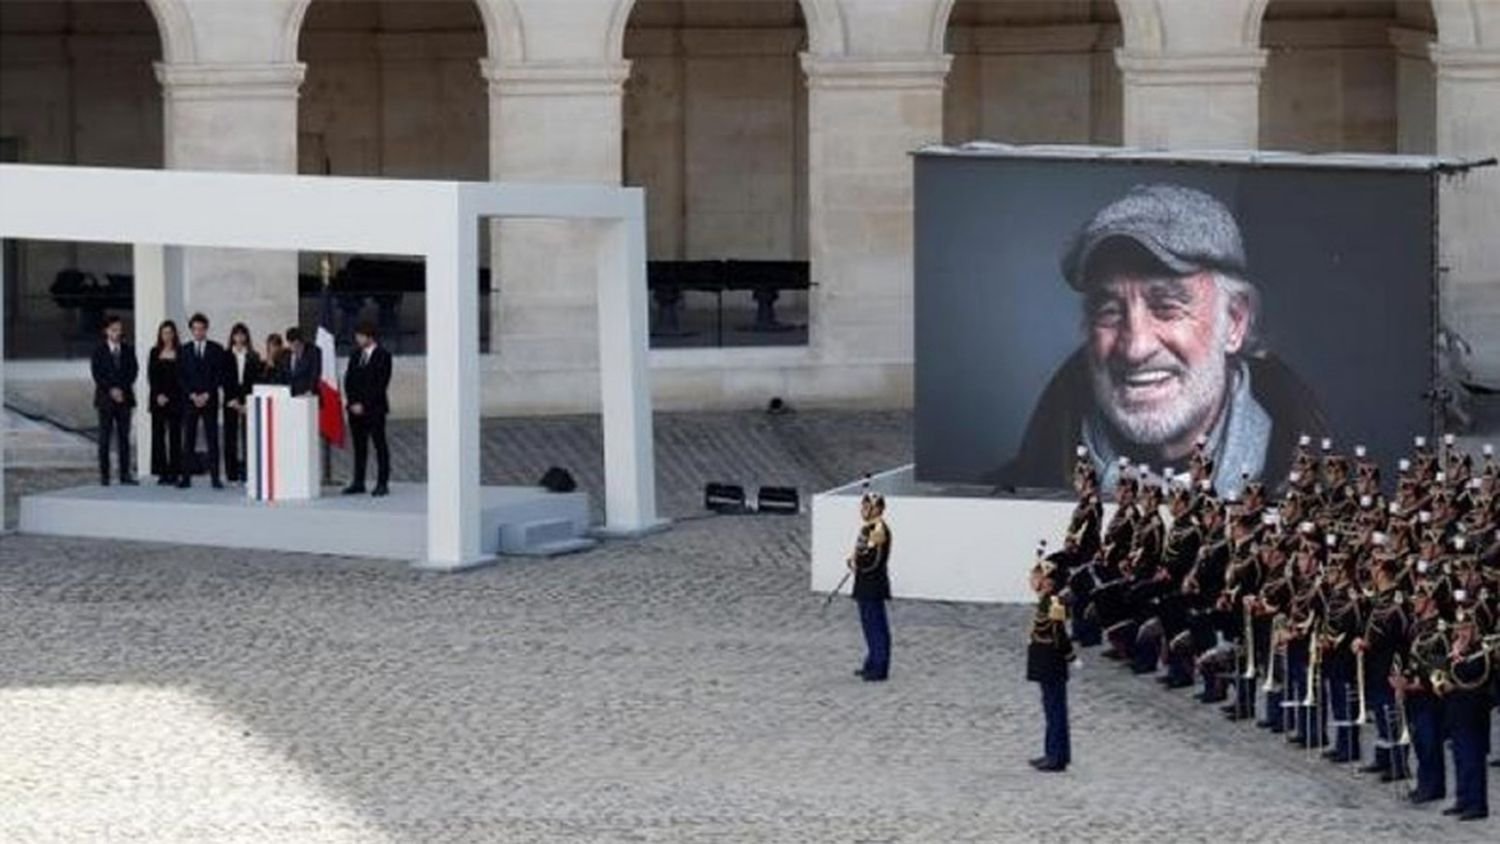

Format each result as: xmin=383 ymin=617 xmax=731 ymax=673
xmin=1026 ymin=594 xmax=1075 ymax=684
xmin=287 ymin=345 xmax=322 ymax=398
xmin=344 ymin=344 xmax=392 ymax=417
xmin=851 ymin=519 xmax=892 ymax=601
xmin=988 ymin=349 xmax=1329 ymax=491
xmin=179 ymin=338 xmax=225 ymax=406
xmin=221 ymin=348 xmax=261 ymax=407
xmin=147 ymin=346 xmax=184 ymax=416
xmin=91 ymin=341 xmax=138 ymax=410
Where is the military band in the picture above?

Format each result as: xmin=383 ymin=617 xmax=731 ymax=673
xmin=1043 ymin=433 xmax=1497 ymax=819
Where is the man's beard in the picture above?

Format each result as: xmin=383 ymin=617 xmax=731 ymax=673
xmin=1089 ymin=317 xmax=1229 ymax=448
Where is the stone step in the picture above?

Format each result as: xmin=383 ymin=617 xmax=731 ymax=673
xmin=498 ymin=517 xmax=594 ymax=557
xmin=5 ymin=408 xmax=97 ymax=468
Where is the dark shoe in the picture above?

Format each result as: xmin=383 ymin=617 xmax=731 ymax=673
xmin=1254 ymin=720 xmax=1276 ymax=729
xmin=1028 ymin=756 xmax=1050 ymax=768
xmin=1032 ymin=760 xmax=1067 ymax=773
xmin=1359 ymin=763 xmax=1387 ymax=775
xmin=211 ymin=479 xmax=225 ymax=490
xmin=342 ymin=483 xmax=366 ymax=495
xmin=1441 ymin=806 xmax=1465 ymax=817
xmin=157 ymin=476 xmax=175 ymax=486
xmin=861 ymin=673 xmax=887 ymax=683
xmin=1219 ymin=703 xmax=1238 ymax=716
xmin=120 ymin=477 xmax=139 ymax=486
xmin=371 ymin=484 xmax=389 ymax=498
xmin=1407 ymin=790 xmax=1443 ymax=805
xmin=177 ymin=478 xmax=191 ymax=489
xmin=1456 ymin=809 xmax=1488 ymax=821
xmin=100 ymin=478 xmax=110 ymax=487
xmin=1380 ymin=771 xmax=1406 ymax=783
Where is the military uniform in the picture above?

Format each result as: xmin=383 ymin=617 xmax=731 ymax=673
xmin=849 ymin=498 xmax=893 ymax=682
xmin=1028 ymin=588 xmax=1075 ymax=772
xmin=1441 ymin=630 xmax=1492 ymax=819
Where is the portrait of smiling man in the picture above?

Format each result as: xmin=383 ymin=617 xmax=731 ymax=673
xmin=991 ymin=183 xmax=1328 ymax=496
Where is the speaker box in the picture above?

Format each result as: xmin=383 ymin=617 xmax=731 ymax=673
xmin=704 ymin=482 xmax=747 ymax=513
xmin=756 ymin=486 xmax=800 ymax=515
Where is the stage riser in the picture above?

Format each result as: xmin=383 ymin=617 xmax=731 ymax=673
xmin=811 ymin=465 xmax=1120 ymax=605
xmin=19 ymin=484 xmax=590 ymax=562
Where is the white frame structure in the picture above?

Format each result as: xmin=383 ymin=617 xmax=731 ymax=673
xmin=0 ymin=164 xmax=663 ymax=568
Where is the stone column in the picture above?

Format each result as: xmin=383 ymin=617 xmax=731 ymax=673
xmin=155 ymin=62 xmax=304 ymax=340
xmin=483 ymin=61 xmax=628 ymax=410
xmin=1117 ymin=50 xmax=1267 ymax=149
xmin=1432 ymin=46 xmax=1500 ymax=381
xmin=800 ymin=55 xmax=949 ymax=388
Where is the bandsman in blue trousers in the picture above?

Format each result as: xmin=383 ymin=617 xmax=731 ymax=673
xmin=1028 ymin=555 xmax=1075 ymax=773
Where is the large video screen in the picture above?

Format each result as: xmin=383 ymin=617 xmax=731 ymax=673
xmin=914 ymin=150 xmax=1435 ymax=493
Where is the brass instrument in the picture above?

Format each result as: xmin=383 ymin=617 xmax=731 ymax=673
xmin=1263 ymin=614 xmax=1287 ymax=693
xmin=1353 ymin=648 xmax=1370 ymax=726
xmin=1241 ymin=598 xmax=1257 ymax=681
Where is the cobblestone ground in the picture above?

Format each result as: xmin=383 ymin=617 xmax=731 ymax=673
xmin=1 ymin=411 xmax=1496 ymax=843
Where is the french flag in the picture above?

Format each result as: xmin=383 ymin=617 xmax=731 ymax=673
xmin=316 ymin=284 xmax=345 ymax=447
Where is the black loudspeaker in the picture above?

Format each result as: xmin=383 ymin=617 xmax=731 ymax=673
xmin=538 ymin=466 xmax=577 ymax=493
xmin=756 ymin=486 xmax=800 ymax=515
xmin=705 ymin=482 xmax=747 ymax=513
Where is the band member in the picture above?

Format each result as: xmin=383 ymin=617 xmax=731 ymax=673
xmin=1400 ymin=581 xmax=1451 ymax=804
xmin=343 ymin=321 xmax=392 ymax=497
xmin=848 ymin=492 xmax=892 ymax=682
xmin=1028 ymin=556 xmax=1075 ymax=772
xmin=221 ymin=323 xmax=260 ymax=484
xmin=90 ymin=315 xmax=138 ymax=486
xmin=1441 ymin=598 xmax=1492 ymax=821
xmin=179 ymin=312 xmax=226 ymax=489
xmin=147 ymin=320 xmax=184 ymax=486
xmin=1353 ymin=557 xmax=1410 ymax=780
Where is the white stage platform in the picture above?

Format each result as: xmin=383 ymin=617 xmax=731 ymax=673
xmin=812 ymin=465 xmax=1107 ymax=604
xmin=19 ymin=483 xmax=593 ymax=566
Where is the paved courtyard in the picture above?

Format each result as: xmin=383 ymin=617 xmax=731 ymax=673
xmin=1 ymin=411 xmax=1496 ymax=842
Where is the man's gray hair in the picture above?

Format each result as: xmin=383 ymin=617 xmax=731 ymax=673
xmin=1213 ymin=272 xmax=1260 ymax=356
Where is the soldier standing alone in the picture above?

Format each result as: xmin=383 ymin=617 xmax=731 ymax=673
xmin=1028 ymin=556 xmax=1076 ymax=772
xmin=848 ymin=492 xmax=892 ymax=682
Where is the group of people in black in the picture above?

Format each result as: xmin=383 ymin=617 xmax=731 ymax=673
xmin=1032 ymin=434 xmax=1496 ymax=819
xmin=91 ymin=312 xmax=392 ymax=495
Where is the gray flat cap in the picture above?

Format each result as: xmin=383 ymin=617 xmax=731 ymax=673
xmin=1061 ymin=184 xmax=1247 ymax=289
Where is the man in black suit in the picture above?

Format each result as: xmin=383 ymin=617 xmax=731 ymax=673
xmin=285 ymin=326 xmax=322 ymax=399
xmin=179 ymin=312 xmax=225 ymax=489
xmin=342 ymin=320 xmax=392 ymax=497
xmin=90 ymin=315 xmax=139 ymax=486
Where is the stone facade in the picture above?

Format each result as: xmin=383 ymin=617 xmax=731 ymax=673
xmin=3 ymin=0 xmax=1500 ymax=414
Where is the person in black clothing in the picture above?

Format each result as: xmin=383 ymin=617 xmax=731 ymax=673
xmin=1028 ymin=554 xmax=1076 ymax=772
xmin=179 ymin=312 xmax=226 ymax=489
xmin=147 ymin=320 xmax=185 ymax=486
xmin=848 ymin=492 xmax=893 ymax=682
xmin=261 ymin=333 xmax=289 ymax=385
xmin=342 ymin=321 xmax=393 ymax=497
xmin=221 ymin=323 xmax=260 ymax=484
xmin=285 ymin=326 xmax=322 ymax=398
xmin=90 ymin=315 xmax=139 ymax=486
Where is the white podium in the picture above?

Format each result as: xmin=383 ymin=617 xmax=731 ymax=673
xmin=246 ymin=385 xmax=321 ymax=502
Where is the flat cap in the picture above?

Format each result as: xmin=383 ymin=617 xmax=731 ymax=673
xmin=1061 ymin=184 xmax=1247 ymax=289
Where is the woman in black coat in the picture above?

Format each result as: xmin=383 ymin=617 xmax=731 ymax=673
xmin=147 ymin=320 xmax=185 ymax=485
xmin=221 ymin=322 xmax=262 ymax=483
